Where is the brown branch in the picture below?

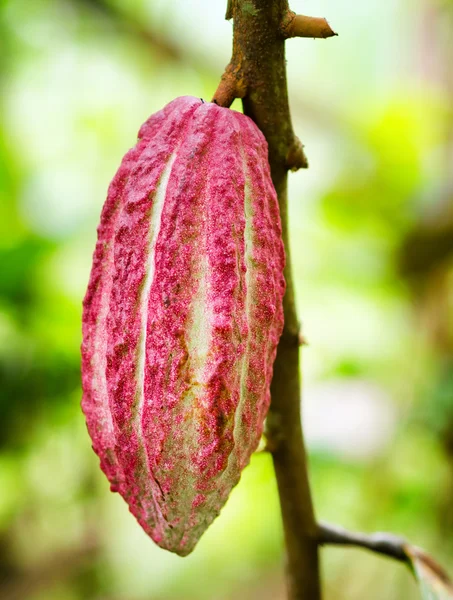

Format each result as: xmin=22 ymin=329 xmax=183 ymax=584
xmin=282 ymin=11 xmax=337 ymax=39
xmin=212 ymin=64 xmax=246 ymax=108
xmin=213 ymin=2 xmax=309 ymax=171
xmin=226 ymin=0 xmax=234 ymax=20
xmin=319 ymin=522 xmax=453 ymax=593
xmin=286 ymin=136 xmax=308 ymax=170
xmin=213 ymin=1 xmax=336 ymax=598
xmin=318 ymin=522 xmax=408 ymax=563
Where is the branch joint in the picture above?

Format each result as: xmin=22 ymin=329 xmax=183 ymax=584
xmin=212 ymin=63 xmax=247 ymax=108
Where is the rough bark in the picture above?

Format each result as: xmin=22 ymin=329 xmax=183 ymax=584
xmin=214 ymin=1 xmax=321 ymax=598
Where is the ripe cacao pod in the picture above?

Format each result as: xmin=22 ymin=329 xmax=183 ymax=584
xmin=81 ymin=96 xmax=285 ymax=556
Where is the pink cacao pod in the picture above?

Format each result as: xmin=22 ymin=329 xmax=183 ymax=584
xmin=81 ymin=96 xmax=285 ymax=556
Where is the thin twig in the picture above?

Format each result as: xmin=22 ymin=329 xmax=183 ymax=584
xmin=318 ymin=522 xmax=408 ymax=563
xmin=212 ymin=64 xmax=246 ymax=108
xmin=283 ymin=12 xmax=337 ymax=39
xmin=319 ymin=521 xmax=453 ymax=593
xmin=226 ymin=0 xmax=233 ymax=20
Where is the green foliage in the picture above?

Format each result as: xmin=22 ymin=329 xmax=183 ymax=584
xmin=0 ymin=0 xmax=452 ymax=598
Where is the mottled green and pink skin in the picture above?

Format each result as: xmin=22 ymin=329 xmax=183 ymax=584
xmin=81 ymin=96 xmax=285 ymax=556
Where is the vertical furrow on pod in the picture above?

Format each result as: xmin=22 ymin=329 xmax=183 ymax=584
xmin=193 ymin=107 xmax=243 ymax=484
xmin=103 ymin=98 xmax=202 ymax=540
xmin=205 ymin=110 xmax=249 ymax=499
xmin=240 ymin=116 xmax=285 ymax=430
xmin=82 ymin=136 xmax=153 ymax=490
xmin=140 ymin=103 xmax=218 ymax=549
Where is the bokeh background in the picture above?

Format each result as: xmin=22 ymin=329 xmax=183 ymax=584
xmin=1 ymin=0 xmax=453 ymax=598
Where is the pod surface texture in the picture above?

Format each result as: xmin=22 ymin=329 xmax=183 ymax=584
xmin=81 ymin=96 xmax=285 ymax=555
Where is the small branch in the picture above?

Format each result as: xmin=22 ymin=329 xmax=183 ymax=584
xmin=286 ymin=136 xmax=308 ymax=170
xmin=298 ymin=329 xmax=308 ymax=347
xmin=226 ymin=0 xmax=233 ymax=20
xmin=282 ymin=12 xmax=337 ymax=40
xmin=212 ymin=64 xmax=246 ymax=108
xmin=318 ymin=522 xmax=409 ymax=563
xmin=319 ymin=522 xmax=453 ymax=595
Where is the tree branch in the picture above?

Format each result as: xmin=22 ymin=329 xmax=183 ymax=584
xmin=319 ymin=522 xmax=453 ymax=595
xmin=213 ymin=1 xmax=339 ymax=598
xmin=226 ymin=0 xmax=234 ymax=20
xmin=213 ymin=1 xmax=309 ymax=171
xmin=212 ymin=63 xmax=246 ymax=108
xmin=282 ymin=11 xmax=337 ymax=39
xmin=318 ymin=522 xmax=408 ymax=563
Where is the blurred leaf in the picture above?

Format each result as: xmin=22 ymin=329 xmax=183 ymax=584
xmin=405 ymin=545 xmax=453 ymax=600
xmin=0 ymin=237 xmax=54 ymax=309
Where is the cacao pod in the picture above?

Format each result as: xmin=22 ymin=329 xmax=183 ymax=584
xmin=81 ymin=96 xmax=285 ymax=556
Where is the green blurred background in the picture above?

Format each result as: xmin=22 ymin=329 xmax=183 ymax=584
xmin=1 ymin=0 xmax=453 ymax=598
